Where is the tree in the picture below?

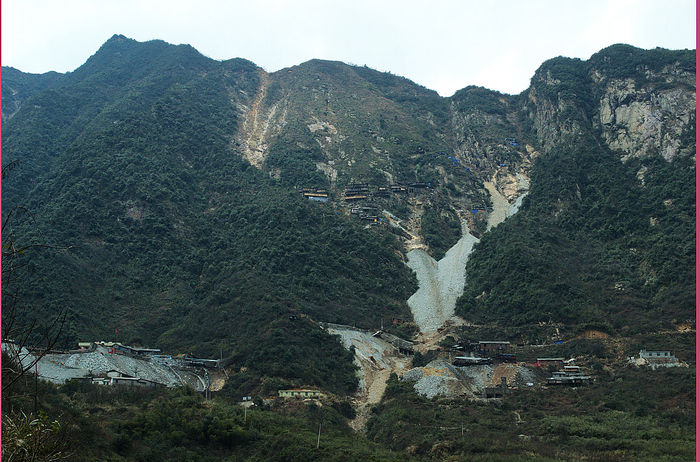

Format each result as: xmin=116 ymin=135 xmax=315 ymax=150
xmin=2 ymin=161 xmax=71 ymax=461
xmin=2 ymin=205 xmax=67 ymax=397
xmin=1 ymin=411 xmax=71 ymax=462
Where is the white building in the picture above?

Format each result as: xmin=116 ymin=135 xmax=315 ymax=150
xmin=631 ymin=350 xmax=680 ymax=369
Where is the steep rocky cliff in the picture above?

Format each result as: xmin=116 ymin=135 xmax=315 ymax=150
xmin=524 ymin=45 xmax=696 ymax=162
xmin=593 ymin=64 xmax=695 ymax=161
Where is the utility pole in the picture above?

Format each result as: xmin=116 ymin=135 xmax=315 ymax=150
xmin=316 ymin=422 xmax=321 ymax=449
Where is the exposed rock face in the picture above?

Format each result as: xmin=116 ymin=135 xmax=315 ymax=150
xmin=238 ymin=70 xmax=287 ymax=168
xmin=1 ymin=68 xmax=65 ymax=123
xmin=1 ymin=85 xmax=24 ymax=123
xmin=524 ymin=55 xmax=696 ymax=164
xmin=527 ymin=59 xmax=696 ymax=163
xmin=492 ymin=169 xmax=531 ymax=203
xmin=595 ymin=73 xmax=695 ymax=161
xmin=448 ymin=94 xmax=535 ymax=206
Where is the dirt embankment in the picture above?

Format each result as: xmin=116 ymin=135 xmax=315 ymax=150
xmin=324 ymin=326 xmax=412 ymax=432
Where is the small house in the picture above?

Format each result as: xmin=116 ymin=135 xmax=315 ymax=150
xmin=475 ymin=341 xmax=510 ymax=353
xmin=634 ymin=350 xmax=680 ymax=368
xmin=182 ymin=357 xmax=221 ymax=369
xmin=484 ymin=377 xmax=510 ymax=398
xmin=538 ymin=358 xmax=565 ymax=368
xmin=372 ymin=331 xmax=414 ymax=355
xmin=639 ymin=350 xmax=675 ymax=361
xmin=77 ymin=342 xmax=95 ymax=351
xmin=113 ymin=343 xmax=161 ymax=357
xmin=453 ymin=356 xmax=491 ymax=366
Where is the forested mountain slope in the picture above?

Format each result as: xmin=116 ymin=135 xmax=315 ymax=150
xmin=456 ymin=46 xmax=696 ymax=335
xmin=2 ymin=35 xmax=418 ymax=395
xmin=2 ymin=36 xmax=695 ymax=396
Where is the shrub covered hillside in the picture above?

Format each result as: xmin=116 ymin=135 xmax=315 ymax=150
xmin=456 ymin=132 xmax=696 ymax=333
xmin=2 ymin=35 xmax=417 ymax=396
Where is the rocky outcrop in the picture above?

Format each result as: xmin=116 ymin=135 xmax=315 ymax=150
xmin=524 ymin=54 xmax=696 ymax=163
xmin=595 ymin=72 xmax=695 ymax=161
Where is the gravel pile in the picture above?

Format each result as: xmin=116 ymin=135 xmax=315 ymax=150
xmin=326 ymin=328 xmax=395 ymax=370
xmin=406 ymin=186 xmax=528 ymax=335
xmin=35 ymin=357 xmax=89 ymax=383
xmin=484 ymin=182 xmax=527 ymax=231
xmin=402 ymin=360 xmax=539 ymax=399
xmin=60 ymin=351 xmax=178 ymax=384
xmin=15 ymin=346 xmax=206 ymax=390
xmin=457 ymin=364 xmax=492 ymax=390
xmin=401 ymin=367 xmax=425 ymax=381
xmin=413 ymin=375 xmax=462 ymax=399
xmin=513 ymin=366 xmax=538 ymax=387
xmin=401 ymin=360 xmax=469 ymax=399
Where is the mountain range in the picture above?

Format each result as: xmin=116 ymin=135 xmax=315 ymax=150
xmin=2 ymin=35 xmax=695 ymax=395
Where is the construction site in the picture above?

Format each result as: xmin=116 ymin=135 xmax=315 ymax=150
xmin=3 ymin=341 xmax=227 ymax=394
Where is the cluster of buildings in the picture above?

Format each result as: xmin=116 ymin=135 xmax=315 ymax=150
xmin=69 ymin=341 xmax=221 ymax=389
xmin=451 ymin=340 xmax=512 ymax=366
xmin=298 ymin=182 xmax=434 ymax=205
xmin=449 ymin=341 xmax=594 ymax=387
xmin=545 ymin=365 xmax=591 ymax=386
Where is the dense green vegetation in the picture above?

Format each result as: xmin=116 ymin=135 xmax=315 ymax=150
xmin=452 ymin=86 xmax=511 ymax=116
xmin=366 ymin=365 xmax=695 ymax=461
xmin=4 ymin=377 xmax=408 ymax=462
xmin=2 ymin=35 xmax=418 ymax=397
xmin=589 ymin=44 xmax=696 ymax=84
xmin=421 ymin=197 xmax=462 ymax=260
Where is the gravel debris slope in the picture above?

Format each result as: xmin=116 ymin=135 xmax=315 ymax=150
xmin=406 ymin=221 xmax=478 ymax=334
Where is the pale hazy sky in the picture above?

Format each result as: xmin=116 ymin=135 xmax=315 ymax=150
xmin=1 ymin=0 xmax=696 ymax=96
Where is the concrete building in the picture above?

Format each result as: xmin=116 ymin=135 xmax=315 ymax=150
xmin=278 ymin=389 xmax=323 ymax=398
xmin=632 ymin=350 xmax=680 ymax=369
xmin=475 ymin=341 xmax=510 ymax=353
xmin=546 ymin=365 xmax=590 ymax=386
